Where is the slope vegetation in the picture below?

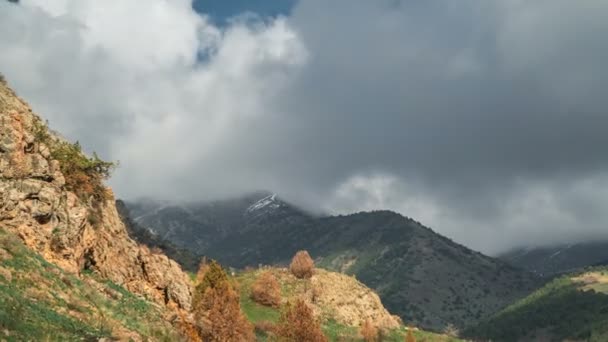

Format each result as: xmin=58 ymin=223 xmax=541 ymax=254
xmin=501 ymin=241 xmax=608 ymax=276
xmin=466 ymin=267 xmax=608 ymax=342
xmin=0 ymin=228 xmax=180 ymax=341
xmin=129 ymin=196 xmax=540 ymax=331
xmin=236 ymin=266 xmax=462 ymax=341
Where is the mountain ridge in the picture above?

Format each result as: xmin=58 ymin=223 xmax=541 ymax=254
xmin=126 ymin=193 xmax=541 ymax=331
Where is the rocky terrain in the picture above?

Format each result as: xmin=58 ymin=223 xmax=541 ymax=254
xmin=127 ymin=194 xmax=541 ymax=331
xmin=0 ymin=78 xmax=192 ymax=312
xmin=0 ymin=76 xmax=464 ymax=341
xmin=236 ymin=266 xmax=462 ymax=341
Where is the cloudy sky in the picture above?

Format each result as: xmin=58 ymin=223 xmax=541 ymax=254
xmin=1 ymin=0 xmax=608 ymax=254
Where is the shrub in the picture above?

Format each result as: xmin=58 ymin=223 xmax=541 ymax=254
xmin=199 ymin=283 xmax=254 ymax=341
xmin=254 ymin=320 xmax=277 ymax=335
xmin=275 ymin=299 xmax=327 ymax=342
xmin=290 ymin=250 xmax=315 ymax=279
xmin=405 ymin=329 xmax=416 ymax=342
xmin=251 ymin=271 xmax=281 ymax=307
xmin=31 ymin=120 xmax=116 ymax=226
xmin=50 ymin=141 xmax=115 ymax=203
xmin=360 ymin=319 xmax=378 ymax=342
xmin=192 ymin=260 xmax=254 ymax=341
xmin=192 ymin=260 xmax=228 ymax=313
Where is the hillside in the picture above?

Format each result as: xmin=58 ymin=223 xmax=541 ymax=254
xmin=127 ymin=195 xmax=540 ymax=331
xmin=0 ymin=76 xmax=467 ymax=341
xmin=465 ymin=267 xmax=608 ymax=342
xmin=0 ymin=79 xmax=192 ymax=311
xmin=501 ymin=241 xmax=608 ymax=276
xmin=236 ymin=266 xmax=462 ymax=341
xmin=116 ymin=200 xmax=201 ymax=272
xmin=0 ymin=227 xmax=180 ymax=340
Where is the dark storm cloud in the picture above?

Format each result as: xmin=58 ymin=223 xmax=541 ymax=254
xmin=2 ymin=0 xmax=608 ymax=253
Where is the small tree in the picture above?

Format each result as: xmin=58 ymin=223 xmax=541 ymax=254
xmin=290 ymin=250 xmax=315 ymax=279
xmin=405 ymin=329 xmax=416 ymax=342
xmin=276 ymin=299 xmax=327 ymax=342
xmin=360 ymin=319 xmax=378 ymax=342
xmin=200 ymin=282 xmax=254 ymax=341
xmin=251 ymin=271 xmax=281 ymax=307
xmin=192 ymin=260 xmax=254 ymax=341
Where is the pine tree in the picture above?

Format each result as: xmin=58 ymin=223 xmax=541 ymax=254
xmin=192 ymin=260 xmax=254 ymax=341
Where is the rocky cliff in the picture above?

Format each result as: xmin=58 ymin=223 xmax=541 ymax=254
xmin=0 ymin=78 xmax=192 ymax=311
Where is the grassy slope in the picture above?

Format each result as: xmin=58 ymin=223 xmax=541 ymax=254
xmin=465 ymin=267 xmax=608 ymax=342
xmin=235 ymin=268 xmax=463 ymax=342
xmin=0 ymin=228 xmax=180 ymax=341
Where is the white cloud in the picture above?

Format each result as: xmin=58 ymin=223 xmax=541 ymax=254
xmin=2 ymin=0 xmax=608 ymax=253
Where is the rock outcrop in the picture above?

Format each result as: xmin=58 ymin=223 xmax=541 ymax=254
xmin=0 ymin=78 xmax=192 ymax=310
xmin=251 ymin=267 xmax=401 ymax=330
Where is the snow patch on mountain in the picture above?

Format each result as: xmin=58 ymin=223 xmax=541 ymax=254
xmin=247 ymin=194 xmax=280 ymax=213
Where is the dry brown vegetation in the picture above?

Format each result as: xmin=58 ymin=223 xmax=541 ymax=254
xmin=275 ymin=299 xmax=327 ymax=342
xmin=290 ymin=250 xmax=315 ymax=279
xmin=192 ymin=260 xmax=254 ymax=341
xmin=406 ymin=329 xmax=417 ymax=342
xmin=251 ymin=271 xmax=281 ymax=307
xmin=361 ymin=319 xmax=378 ymax=342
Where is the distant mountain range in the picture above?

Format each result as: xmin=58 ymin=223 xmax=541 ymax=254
xmin=500 ymin=241 xmax=608 ymax=277
xmin=124 ymin=192 xmax=540 ymax=331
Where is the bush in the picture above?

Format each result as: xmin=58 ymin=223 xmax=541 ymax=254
xmin=31 ymin=120 xmax=116 ymax=226
xmin=192 ymin=260 xmax=228 ymax=312
xmin=290 ymin=250 xmax=315 ymax=279
xmin=254 ymin=320 xmax=277 ymax=335
xmin=405 ymin=329 xmax=416 ymax=342
xmin=192 ymin=260 xmax=254 ymax=341
xmin=360 ymin=319 xmax=378 ymax=342
xmin=251 ymin=271 xmax=281 ymax=307
xmin=51 ymin=141 xmax=115 ymax=202
xmin=199 ymin=283 xmax=254 ymax=341
xmin=275 ymin=299 xmax=327 ymax=342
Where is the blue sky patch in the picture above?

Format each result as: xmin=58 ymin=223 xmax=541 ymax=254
xmin=192 ymin=0 xmax=297 ymax=24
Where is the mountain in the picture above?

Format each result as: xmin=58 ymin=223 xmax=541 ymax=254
xmin=465 ymin=266 xmax=608 ymax=342
xmin=0 ymin=76 xmax=466 ymax=341
xmin=116 ymin=199 xmax=201 ymax=272
xmin=127 ymin=194 xmax=541 ymax=331
xmin=500 ymin=241 xmax=608 ymax=277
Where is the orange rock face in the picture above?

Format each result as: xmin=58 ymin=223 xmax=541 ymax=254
xmin=0 ymin=80 xmax=192 ymax=311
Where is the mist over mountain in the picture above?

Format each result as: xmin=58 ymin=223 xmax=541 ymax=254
xmin=2 ymin=0 xmax=608 ymax=254
xmin=126 ymin=192 xmax=540 ymax=331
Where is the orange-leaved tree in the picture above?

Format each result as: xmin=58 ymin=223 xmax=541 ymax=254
xmin=360 ymin=319 xmax=378 ymax=342
xmin=405 ymin=329 xmax=416 ymax=342
xmin=289 ymin=250 xmax=315 ymax=279
xmin=275 ymin=299 xmax=327 ymax=342
xmin=192 ymin=260 xmax=254 ymax=341
xmin=251 ymin=271 xmax=282 ymax=307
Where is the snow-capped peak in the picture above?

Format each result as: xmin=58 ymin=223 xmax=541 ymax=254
xmin=247 ymin=194 xmax=280 ymax=213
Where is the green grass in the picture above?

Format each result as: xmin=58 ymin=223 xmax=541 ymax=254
xmin=322 ymin=319 xmax=358 ymax=340
xmin=235 ymin=267 xmax=465 ymax=342
xmin=0 ymin=228 xmax=179 ymax=341
xmin=466 ymin=268 xmax=608 ymax=342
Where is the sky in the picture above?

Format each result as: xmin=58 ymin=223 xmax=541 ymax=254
xmin=1 ymin=0 xmax=608 ymax=254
